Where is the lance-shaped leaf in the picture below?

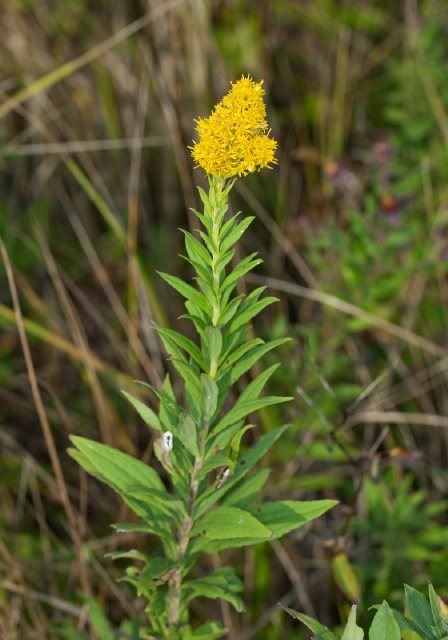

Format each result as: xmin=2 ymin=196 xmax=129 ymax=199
xmin=210 ymin=396 xmax=292 ymax=437
xmin=205 ymin=326 xmax=223 ymax=367
xmin=220 ymin=216 xmax=255 ymax=254
xmin=154 ymin=324 xmax=207 ymax=370
xmin=138 ymin=558 xmax=179 ymax=594
xmin=181 ymin=228 xmax=213 ymax=267
xmin=178 ymin=413 xmax=200 ymax=457
xmin=195 ymin=424 xmax=289 ymax=517
xmin=182 ymin=568 xmax=245 ymax=612
xmin=221 ymin=469 xmax=271 ymax=509
xmin=246 ymin=500 xmax=338 ymax=538
xmin=230 ymin=338 xmax=291 ymax=384
xmin=341 ymin=605 xmax=363 ymax=640
xmin=190 ymin=505 xmax=272 ymax=540
xmin=279 ymin=605 xmax=339 ymax=640
xmin=158 ymin=271 xmax=213 ymax=318
xmin=122 ymin=391 xmax=161 ymax=432
xmin=404 ymin=584 xmax=438 ymax=640
xmin=201 ymin=374 xmax=218 ymax=420
xmin=370 ymin=601 xmax=401 ymax=640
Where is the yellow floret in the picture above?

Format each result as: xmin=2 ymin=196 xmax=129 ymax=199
xmin=191 ymin=76 xmax=277 ymax=178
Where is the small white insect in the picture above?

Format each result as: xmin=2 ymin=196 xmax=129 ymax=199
xmin=162 ymin=431 xmax=173 ymax=453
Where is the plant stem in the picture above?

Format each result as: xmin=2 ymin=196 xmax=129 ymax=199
xmin=167 ymin=176 xmax=227 ymax=634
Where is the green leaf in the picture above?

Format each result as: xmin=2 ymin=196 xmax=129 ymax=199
xmin=138 ymin=558 xmax=179 ymax=593
xmin=190 ymin=206 xmax=212 ymax=233
xmin=236 ymin=363 xmax=280 ymax=405
xmin=198 ymin=453 xmax=233 ymax=479
xmin=390 ymin=608 xmax=427 ymax=637
xmin=154 ymin=324 xmax=207 ymax=370
xmin=428 ymin=584 xmax=447 ymax=637
xmin=200 ymin=374 xmax=218 ymax=420
xmin=218 ymin=294 xmax=244 ymax=326
xmin=181 ymin=229 xmax=212 ymax=267
xmin=182 ymin=568 xmax=245 ymax=613
xmin=121 ymin=485 xmax=184 ymax=518
xmin=188 ymin=622 xmax=228 ymax=640
xmin=197 ymin=186 xmax=213 ymax=217
xmin=205 ymin=326 xmax=223 ymax=366
xmin=370 ymin=601 xmax=401 ymax=640
xmin=178 ymin=413 xmax=200 ymax=457
xmin=342 ymin=605 xmax=363 ymax=640
xmin=230 ymin=338 xmax=291 ymax=383
xmin=195 ymin=424 xmax=289 ymax=517
xmin=221 ymin=469 xmax=271 ymax=509
xmin=214 ymin=248 xmax=235 ymax=276
xmin=218 ymin=337 xmax=264 ymax=369
xmin=85 ymin=597 xmax=115 ymax=640
xmin=332 ymin=553 xmax=361 ymax=604
xmin=228 ymin=296 xmax=279 ymax=332
xmin=404 ymin=584 xmax=438 ymax=640
xmin=190 ymin=505 xmax=272 ymax=540
xmin=158 ymin=271 xmax=212 ymax=317
xmin=280 ymin=605 xmax=339 ymax=640
xmin=246 ymin=500 xmax=338 ymax=537
xmin=68 ymin=437 xmax=172 ymax=539
xmin=121 ymin=391 xmax=161 ymax=432
xmin=211 ymin=397 xmax=292 ymax=436
xmin=220 ymin=253 xmax=262 ymax=294
xmin=220 ymin=216 xmax=255 ymax=253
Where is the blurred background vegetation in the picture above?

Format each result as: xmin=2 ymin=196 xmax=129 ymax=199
xmin=2 ymin=0 xmax=448 ymax=638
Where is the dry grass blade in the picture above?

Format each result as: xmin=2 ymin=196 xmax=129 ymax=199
xmin=0 ymin=0 xmax=186 ymax=121
xmin=249 ymin=274 xmax=445 ymax=358
xmin=0 ymin=238 xmax=92 ymax=599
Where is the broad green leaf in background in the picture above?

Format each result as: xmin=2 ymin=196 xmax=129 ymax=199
xmin=280 ymin=605 xmax=339 ymax=640
xmin=404 ymin=584 xmax=438 ymax=640
xmin=369 ymin=601 xmax=401 ymax=640
xmin=341 ymin=605 xmax=363 ymax=640
xmin=332 ymin=553 xmax=361 ymax=604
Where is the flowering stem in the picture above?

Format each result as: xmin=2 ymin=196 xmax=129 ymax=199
xmin=167 ymin=178 xmax=229 ymax=633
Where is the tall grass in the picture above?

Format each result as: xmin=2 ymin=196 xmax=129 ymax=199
xmin=1 ymin=0 xmax=448 ymax=638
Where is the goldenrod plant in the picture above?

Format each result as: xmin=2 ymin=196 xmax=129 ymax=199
xmin=68 ymin=77 xmax=337 ymax=639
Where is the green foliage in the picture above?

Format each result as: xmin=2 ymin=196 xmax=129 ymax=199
xmin=284 ymin=584 xmax=448 ymax=640
xmin=69 ymin=175 xmax=336 ymax=636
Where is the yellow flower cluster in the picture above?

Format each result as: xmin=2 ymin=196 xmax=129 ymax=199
xmin=191 ymin=76 xmax=277 ymax=178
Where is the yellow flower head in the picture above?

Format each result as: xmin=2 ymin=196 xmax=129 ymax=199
xmin=191 ymin=76 xmax=277 ymax=178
